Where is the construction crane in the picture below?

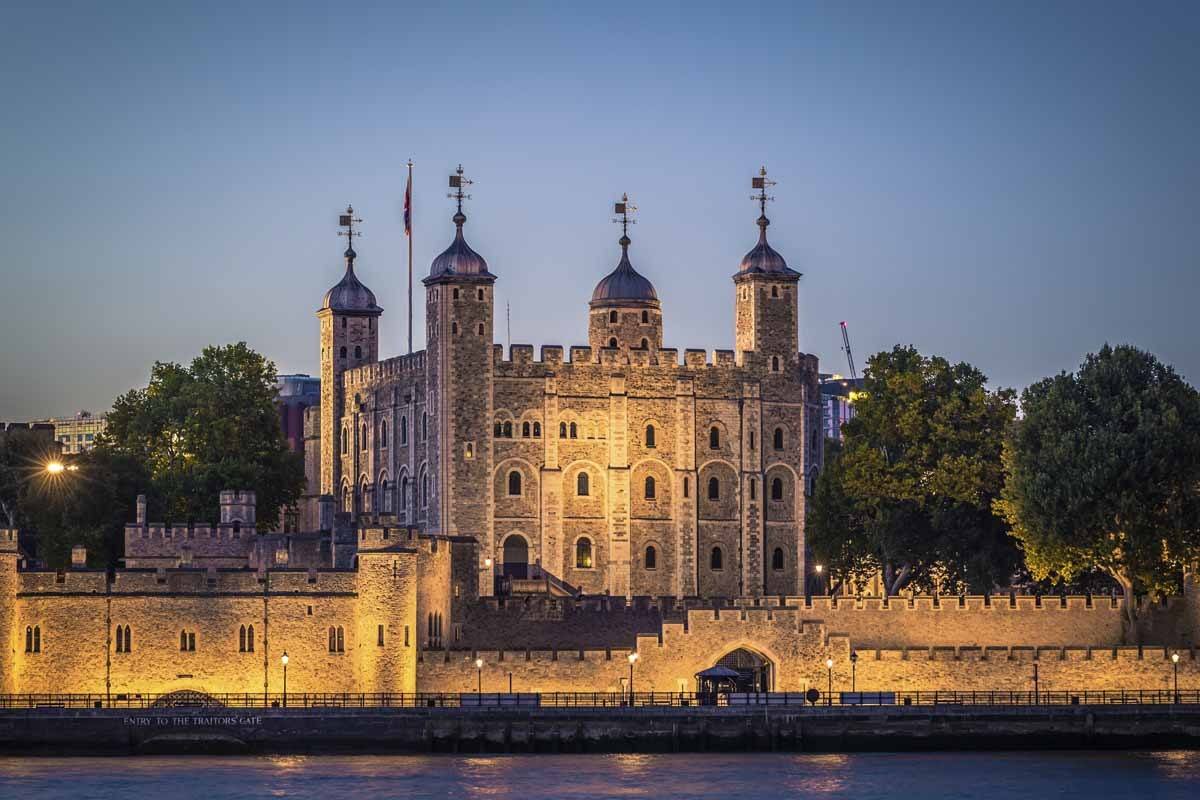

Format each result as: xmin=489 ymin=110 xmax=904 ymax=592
xmin=839 ymin=321 xmax=858 ymax=380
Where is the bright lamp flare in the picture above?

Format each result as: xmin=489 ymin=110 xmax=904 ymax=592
xmin=46 ymin=461 xmax=65 ymax=475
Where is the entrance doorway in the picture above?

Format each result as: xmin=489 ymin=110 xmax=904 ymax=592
xmin=502 ymin=534 xmax=529 ymax=579
xmin=715 ymin=648 xmax=772 ymax=693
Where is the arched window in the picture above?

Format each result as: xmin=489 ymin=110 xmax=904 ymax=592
xmin=645 ymin=545 xmax=657 ymax=570
xmin=342 ymin=483 xmax=353 ymax=512
xmin=750 ymin=431 xmax=756 ymax=450
xmin=575 ymin=538 xmax=593 ymax=569
xmin=640 ymin=338 xmax=648 ymax=349
xmin=771 ymin=477 xmax=784 ymax=501
xmin=508 ymin=470 xmax=522 ymax=496
xmin=478 ymin=323 xmax=485 ymax=335
xmin=533 ymin=422 xmax=541 ymax=437
xmin=328 ymin=627 xmax=336 ymax=652
xmin=569 ymin=422 xmax=578 ymax=439
xmin=115 ymin=625 xmax=125 ymax=653
xmin=239 ymin=625 xmax=247 ymax=652
xmin=337 ymin=626 xmax=344 ymax=652
xmin=645 ymin=424 xmax=656 ymax=448
xmin=772 ymin=548 xmax=785 ymax=571
xmin=773 ymin=427 xmax=784 ymax=450
xmin=341 ymin=427 xmax=348 ymax=455
xmin=711 ymin=547 xmax=723 ymax=570
xmin=421 ymin=474 xmax=429 ymax=507
xmin=25 ymin=626 xmax=32 ymax=653
xmin=559 ymin=422 xmax=567 ymax=438
xmin=644 ymin=475 xmax=656 ymax=499
xmin=577 ymin=472 xmax=590 ymax=496
xmin=33 ymin=625 xmax=41 ymax=652
xmin=361 ymin=423 xmax=368 ymax=450
xmin=522 ymin=421 xmax=530 ymax=438
xmin=381 ymin=420 xmax=389 ymax=448
xmin=771 ymin=285 xmax=779 ymax=298
xmin=247 ymin=624 xmax=254 ymax=652
xmin=124 ymin=625 xmax=131 ymax=652
xmin=180 ymin=630 xmax=195 ymax=651
xmin=381 ymin=478 xmax=392 ymax=512
xmin=709 ymin=427 xmax=720 ymax=449
xmin=360 ymin=479 xmax=370 ymax=513
xmin=708 ymin=477 xmax=720 ymax=500
xmin=750 ymin=478 xmax=756 ymax=501
xmin=422 ymin=412 xmax=428 ymax=441
xmin=401 ymin=476 xmax=409 ymax=514
xmin=494 ymin=421 xmax=502 ymax=437
xmin=400 ymin=416 xmax=408 ymax=444
xmin=771 ymin=356 xmax=780 ymax=372
xmin=354 ymin=345 xmax=362 ymax=359
xmin=609 ymin=310 xmax=618 ymax=323
xmin=608 ymin=337 xmax=618 ymax=348
xmin=451 ymin=321 xmax=458 ymax=335
xmin=502 ymin=421 xmax=513 ymax=438
xmin=339 ymin=346 xmax=346 ymax=359
xmin=641 ymin=310 xmax=648 ymax=323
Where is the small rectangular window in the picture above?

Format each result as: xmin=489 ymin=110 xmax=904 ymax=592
xmin=378 ymin=624 xmax=385 ymax=646
xmin=307 ymin=605 xmax=313 ymax=616
xmin=404 ymin=625 xmax=410 ymax=647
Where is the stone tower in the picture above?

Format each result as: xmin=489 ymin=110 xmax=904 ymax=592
xmin=317 ymin=206 xmax=383 ymax=505
xmin=588 ymin=195 xmax=662 ymax=357
xmin=423 ymin=166 xmax=496 ymax=563
xmin=733 ymin=169 xmax=801 ymax=368
xmin=0 ymin=528 xmax=17 ymax=693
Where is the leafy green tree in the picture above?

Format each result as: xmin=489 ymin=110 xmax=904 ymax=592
xmin=997 ymin=344 xmax=1200 ymax=628
xmin=808 ymin=345 xmax=1019 ymax=595
xmin=100 ymin=342 xmax=304 ymax=529
xmin=29 ymin=449 xmax=151 ymax=568
xmin=0 ymin=428 xmax=62 ymax=529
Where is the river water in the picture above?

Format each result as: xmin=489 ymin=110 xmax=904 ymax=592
xmin=1 ymin=751 xmax=1198 ymax=799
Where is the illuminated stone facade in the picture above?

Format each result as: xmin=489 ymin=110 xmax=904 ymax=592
xmin=306 ymin=197 xmax=823 ymax=600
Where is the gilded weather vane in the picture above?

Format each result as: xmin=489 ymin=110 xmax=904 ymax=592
xmin=338 ymin=204 xmax=362 ymax=247
xmin=448 ymin=164 xmax=473 ymax=217
xmin=751 ymin=166 xmax=776 ymax=218
xmin=612 ymin=193 xmax=637 ymax=242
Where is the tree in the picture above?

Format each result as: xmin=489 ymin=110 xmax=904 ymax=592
xmin=100 ymin=342 xmax=304 ymax=529
xmin=29 ymin=449 xmax=151 ymax=568
xmin=997 ymin=344 xmax=1200 ymax=629
xmin=0 ymin=428 xmax=62 ymax=529
xmin=808 ymin=345 xmax=1019 ymax=595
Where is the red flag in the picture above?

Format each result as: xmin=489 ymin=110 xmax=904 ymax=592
xmin=403 ymin=174 xmax=412 ymax=237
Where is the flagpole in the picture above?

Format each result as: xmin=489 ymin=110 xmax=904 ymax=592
xmin=407 ymin=159 xmax=413 ymax=355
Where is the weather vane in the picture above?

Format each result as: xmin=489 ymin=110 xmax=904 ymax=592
xmin=448 ymin=164 xmax=473 ymax=216
xmin=751 ymin=166 xmax=776 ymax=218
xmin=338 ymin=204 xmax=362 ymax=244
xmin=612 ymin=193 xmax=637 ymax=240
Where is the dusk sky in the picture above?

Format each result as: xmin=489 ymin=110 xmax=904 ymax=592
xmin=1 ymin=1 xmax=1197 ymax=420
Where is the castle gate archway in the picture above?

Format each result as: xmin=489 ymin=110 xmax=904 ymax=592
xmin=714 ymin=648 xmax=772 ymax=693
xmin=502 ymin=534 xmax=529 ymax=579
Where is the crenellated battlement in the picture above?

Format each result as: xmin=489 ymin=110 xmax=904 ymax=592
xmin=488 ymin=342 xmax=821 ymax=376
xmin=343 ymin=352 xmax=426 ymax=387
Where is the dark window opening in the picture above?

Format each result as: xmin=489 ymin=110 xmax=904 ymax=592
xmin=711 ymin=547 xmax=723 ymax=570
xmin=645 ymin=545 xmax=657 ymax=570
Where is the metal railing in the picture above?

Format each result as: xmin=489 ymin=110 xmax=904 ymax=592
xmin=0 ymin=689 xmax=1197 ymax=711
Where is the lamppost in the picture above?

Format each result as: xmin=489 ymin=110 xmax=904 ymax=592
xmin=281 ymin=651 xmax=289 ymax=708
xmin=850 ymin=650 xmax=858 ymax=693
xmin=815 ymin=564 xmax=825 ymax=595
xmin=1032 ymin=662 xmax=1039 ymax=705
xmin=1172 ymin=652 xmax=1181 ymax=703
xmin=825 ymin=657 xmax=834 ymax=707
xmin=475 ymin=657 xmax=483 ymax=694
xmin=628 ymin=652 xmax=639 ymax=706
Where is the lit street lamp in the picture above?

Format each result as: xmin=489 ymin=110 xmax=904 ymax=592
xmin=475 ymin=657 xmax=484 ymax=694
xmin=850 ymin=650 xmax=858 ymax=693
xmin=628 ymin=652 xmax=639 ymax=705
xmin=1172 ymin=652 xmax=1181 ymax=703
xmin=814 ymin=564 xmax=824 ymax=595
xmin=825 ymin=657 xmax=834 ymax=707
xmin=281 ymin=651 xmax=289 ymax=707
xmin=45 ymin=461 xmax=65 ymax=475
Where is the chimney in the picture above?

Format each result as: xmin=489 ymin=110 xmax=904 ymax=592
xmin=71 ymin=545 xmax=87 ymax=568
xmin=136 ymin=494 xmax=147 ymax=526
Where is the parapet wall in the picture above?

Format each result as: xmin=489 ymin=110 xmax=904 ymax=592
xmin=491 ymin=344 xmax=818 ymax=376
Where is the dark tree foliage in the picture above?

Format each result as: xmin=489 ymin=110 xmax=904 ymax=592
xmin=998 ymin=344 xmax=1200 ymax=627
xmin=808 ymin=345 xmax=1019 ymax=595
xmin=101 ymin=342 xmax=304 ymax=530
xmin=0 ymin=428 xmax=63 ymax=529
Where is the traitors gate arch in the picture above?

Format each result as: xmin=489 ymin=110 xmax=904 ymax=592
xmin=714 ymin=648 xmax=773 ymax=693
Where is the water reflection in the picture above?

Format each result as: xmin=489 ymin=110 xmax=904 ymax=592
xmin=0 ymin=752 xmax=1198 ymax=800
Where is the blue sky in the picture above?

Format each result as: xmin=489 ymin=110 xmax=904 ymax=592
xmin=1 ymin=1 xmax=1197 ymax=418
